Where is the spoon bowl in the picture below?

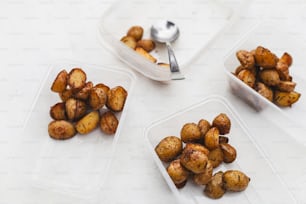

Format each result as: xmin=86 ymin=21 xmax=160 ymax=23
xmin=151 ymin=20 xmax=185 ymax=80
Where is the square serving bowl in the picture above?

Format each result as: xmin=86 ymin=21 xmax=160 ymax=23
xmin=98 ymin=0 xmax=239 ymax=81
xmin=224 ymin=22 xmax=306 ymax=128
xmin=17 ymin=60 xmax=135 ymax=200
xmin=145 ymin=95 xmax=296 ymax=204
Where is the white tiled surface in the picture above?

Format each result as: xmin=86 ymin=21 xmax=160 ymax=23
xmin=1 ymin=0 xmax=306 ymax=203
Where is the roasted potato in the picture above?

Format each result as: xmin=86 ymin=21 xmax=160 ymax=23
xmin=65 ymin=98 xmax=87 ymax=121
xmin=50 ymin=102 xmax=67 ymax=120
xmin=100 ymin=111 xmax=119 ymax=135
xmin=208 ymin=147 xmax=223 ymax=168
xmin=237 ymin=69 xmax=256 ymax=88
xmin=106 ymin=86 xmax=128 ymax=112
xmin=51 ymin=69 xmax=68 ymax=93
xmin=135 ymin=47 xmax=157 ymax=63
xmin=236 ymin=50 xmax=255 ymax=69
xmin=255 ymin=82 xmax=273 ymax=101
xmin=276 ymin=52 xmax=292 ymax=73
xmin=180 ymin=149 xmax=208 ymax=174
xmin=276 ymin=81 xmax=296 ymax=92
xmin=59 ymin=88 xmax=73 ymax=102
xmin=74 ymin=81 xmax=93 ymax=101
xmin=120 ymin=36 xmax=137 ymax=49
xmin=155 ymin=136 xmax=182 ymax=162
xmin=89 ymin=87 xmax=107 ymax=110
xmin=94 ymin=83 xmax=110 ymax=95
xmin=180 ymin=123 xmax=201 ymax=143
xmin=136 ymin=39 xmax=156 ymax=52
xmin=219 ymin=136 xmax=229 ymax=144
xmin=198 ymin=119 xmax=211 ymax=141
xmin=204 ymin=127 xmax=220 ymax=150
xmin=193 ymin=160 xmax=213 ymax=185
xmin=127 ymin=26 xmax=144 ymax=41
xmin=212 ymin=113 xmax=231 ymax=135
xmin=274 ymin=90 xmax=301 ymax=107
xmin=223 ymin=170 xmax=250 ymax=192
xmin=75 ymin=111 xmax=100 ymax=134
xmin=204 ymin=171 xmax=226 ymax=199
xmin=183 ymin=143 xmax=209 ymax=156
xmin=167 ymin=159 xmax=190 ymax=188
xmin=254 ymin=46 xmax=278 ymax=69
xmin=258 ymin=69 xmax=280 ymax=86
xmin=48 ymin=120 xmax=76 ymax=140
xmin=220 ymin=143 xmax=237 ymax=163
xmin=67 ymin=68 xmax=87 ymax=92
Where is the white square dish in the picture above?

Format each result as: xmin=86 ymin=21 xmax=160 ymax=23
xmin=98 ymin=0 xmax=238 ymax=81
xmin=145 ymin=95 xmax=296 ymax=204
xmin=17 ymin=60 xmax=135 ymax=200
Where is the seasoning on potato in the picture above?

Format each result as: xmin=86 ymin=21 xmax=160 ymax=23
xmin=100 ymin=111 xmax=119 ymax=135
xmin=75 ymin=111 xmax=100 ymax=135
xmin=208 ymin=147 xmax=224 ymax=168
xmin=236 ymin=50 xmax=255 ymax=69
xmin=204 ymin=127 xmax=220 ymax=150
xmin=183 ymin=143 xmax=209 ymax=156
xmin=50 ymin=102 xmax=67 ymax=120
xmin=155 ymin=136 xmax=182 ymax=162
xmin=220 ymin=143 xmax=237 ymax=163
xmin=68 ymin=68 xmax=87 ymax=92
xmin=167 ymin=159 xmax=189 ymax=188
xmin=48 ymin=120 xmax=76 ymax=140
xmin=89 ymin=87 xmax=107 ymax=110
xmin=204 ymin=171 xmax=226 ymax=199
xmin=65 ymin=98 xmax=87 ymax=121
xmin=127 ymin=26 xmax=144 ymax=41
xmin=212 ymin=113 xmax=231 ymax=135
xmin=193 ymin=160 xmax=213 ymax=185
xmin=198 ymin=119 xmax=211 ymax=141
xmin=223 ymin=170 xmax=250 ymax=192
xmin=106 ymin=86 xmax=128 ymax=112
xmin=254 ymin=46 xmax=278 ymax=69
xmin=51 ymin=69 xmax=68 ymax=93
xmin=180 ymin=149 xmax=208 ymax=174
xmin=180 ymin=123 xmax=201 ymax=143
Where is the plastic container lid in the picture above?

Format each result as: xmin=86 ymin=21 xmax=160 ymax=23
xmin=98 ymin=0 xmax=239 ymax=81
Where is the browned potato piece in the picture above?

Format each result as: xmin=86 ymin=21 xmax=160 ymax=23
xmin=274 ymin=90 xmax=301 ymax=107
xmin=223 ymin=170 xmax=250 ymax=192
xmin=255 ymin=82 xmax=273 ymax=101
xmin=59 ymin=88 xmax=73 ymax=102
xmin=204 ymin=171 xmax=226 ymax=199
xmin=94 ymin=83 xmax=110 ymax=95
xmin=135 ymin=47 xmax=157 ymax=63
xmin=254 ymin=46 xmax=278 ymax=69
xmin=276 ymin=81 xmax=296 ymax=92
xmin=100 ymin=111 xmax=119 ymax=135
xmin=74 ymin=81 xmax=93 ymax=100
xmin=259 ymin=69 xmax=280 ymax=86
xmin=237 ymin=69 xmax=256 ymax=88
xmin=193 ymin=160 xmax=213 ymax=185
xmin=198 ymin=119 xmax=211 ymax=141
xmin=204 ymin=127 xmax=219 ymax=150
xmin=65 ymin=98 xmax=87 ymax=121
xmin=208 ymin=147 xmax=223 ymax=168
xmin=127 ymin=26 xmax=143 ymax=41
xmin=120 ymin=36 xmax=137 ymax=49
xmin=167 ymin=159 xmax=189 ymax=188
xmin=180 ymin=123 xmax=201 ymax=143
xmin=219 ymin=136 xmax=229 ymax=144
xmin=155 ymin=136 xmax=182 ymax=162
xmin=212 ymin=113 xmax=231 ymax=135
xmin=89 ymin=87 xmax=107 ymax=110
xmin=51 ymin=70 xmax=68 ymax=93
xmin=50 ymin=102 xmax=67 ymax=120
xmin=236 ymin=50 xmax=255 ymax=69
xmin=180 ymin=149 xmax=208 ymax=174
xmin=75 ymin=111 xmax=100 ymax=134
xmin=106 ymin=86 xmax=128 ymax=112
xmin=157 ymin=62 xmax=170 ymax=68
xmin=68 ymin=68 xmax=87 ymax=92
xmin=276 ymin=52 xmax=292 ymax=73
xmin=183 ymin=143 xmax=209 ymax=156
xmin=220 ymin=143 xmax=237 ymax=163
xmin=136 ymin=39 xmax=156 ymax=52
xmin=48 ymin=120 xmax=76 ymax=140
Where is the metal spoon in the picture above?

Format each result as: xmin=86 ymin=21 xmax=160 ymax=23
xmin=151 ymin=20 xmax=185 ymax=80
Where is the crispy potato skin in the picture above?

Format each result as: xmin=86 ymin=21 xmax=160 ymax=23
xmin=51 ymin=70 xmax=68 ymax=93
xmin=180 ymin=149 xmax=208 ymax=174
xmin=155 ymin=136 xmax=182 ymax=162
xmin=75 ymin=111 xmax=100 ymax=134
xmin=74 ymin=81 xmax=93 ymax=101
xmin=65 ymin=98 xmax=87 ymax=121
xmin=183 ymin=143 xmax=209 ymax=156
xmin=204 ymin=127 xmax=220 ymax=150
xmin=193 ymin=160 xmax=213 ymax=185
xmin=212 ymin=113 xmax=231 ymax=135
xmin=121 ymin=36 xmax=137 ymax=49
xmin=106 ymin=86 xmax=128 ymax=112
xmin=223 ymin=170 xmax=250 ymax=192
xmin=236 ymin=50 xmax=255 ymax=69
xmin=48 ymin=120 xmax=76 ymax=140
xmin=100 ymin=111 xmax=119 ymax=135
xmin=254 ymin=46 xmax=278 ymax=69
xmin=127 ymin=26 xmax=144 ymax=41
xmin=89 ymin=87 xmax=107 ymax=110
xmin=180 ymin=123 xmax=201 ymax=143
xmin=204 ymin=171 xmax=226 ymax=199
xmin=68 ymin=68 xmax=87 ymax=92
xmin=50 ymin=102 xmax=67 ymax=120
xmin=167 ymin=159 xmax=189 ymax=188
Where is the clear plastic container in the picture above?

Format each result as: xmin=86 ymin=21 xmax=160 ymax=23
xmin=224 ymin=21 xmax=306 ymax=128
xmin=145 ymin=95 xmax=296 ymax=204
xmin=98 ymin=0 xmax=239 ymax=81
xmin=18 ymin=60 xmax=136 ymax=200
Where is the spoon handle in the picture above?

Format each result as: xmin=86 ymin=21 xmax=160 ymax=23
xmin=166 ymin=42 xmax=185 ymax=80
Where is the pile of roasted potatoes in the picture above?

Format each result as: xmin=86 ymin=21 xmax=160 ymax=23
xmin=155 ymin=113 xmax=250 ymax=199
xmin=48 ymin=68 xmax=128 ymax=140
xmin=120 ymin=25 xmax=170 ymax=68
xmin=234 ymin=46 xmax=301 ymax=107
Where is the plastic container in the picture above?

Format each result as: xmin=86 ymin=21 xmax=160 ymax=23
xmin=224 ymin=21 xmax=306 ymax=128
xmin=98 ymin=0 xmax=239 ymax=81
xmin=145 ymin=95 xmax=296 ymax=204
xmin=19 ymin=60 xmax=136 ymax=200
